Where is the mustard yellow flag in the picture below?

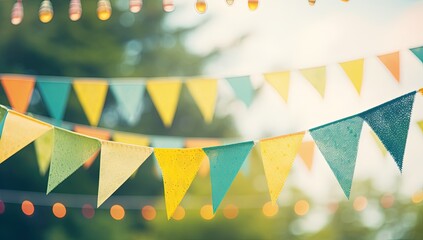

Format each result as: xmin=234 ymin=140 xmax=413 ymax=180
xmin=340 ymin=59 xmax=365 ymax=94
xmin=300 ymin=66 xmax=326 ymax=97
xmin=418 ymin=121 xmax=423 ymax=133
xmin=154 ymin=148 xmax=206 ymax=219
xmin=0 ymin=110 xmax=52 ymax=164
xmin=263 ymin=72 xmax=290 ymax=102
xmin=113 ymin=132 xmax=150 ymax=146
xmin=34 ymin=129 xmax=54 ymax=175
xmin=98 ymin=141 xmax=153 ymax=206
xmin=146 ymin=79 xmax=182 ymax=127
xmin=186 ymin=78 xmax=218 ymax=123
xmin=260 ymin=132 xmax=305 ymax=204
xmin=73 ymin=79 xmax=108 ymax=126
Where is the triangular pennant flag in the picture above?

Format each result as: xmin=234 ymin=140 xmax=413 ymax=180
xmin=47 ymin=128 xmax=101 ymax=193
xmin=0 ymin=110 xmax=52 ymax=164
xmin=98 ymin=141 xmax=153 ymax=206
xmin=1 ymin=75 xmax=35 ymax=113
xmin=37 ymin=77 xmax=72 ymax=121
xmin=73 ymin=125 xmax=111 ymax=168
xmin=263 ymin=72 xmax=290 ymax=102
xmin=186 ymin=78 xmax=218 ymax=123
xmin=340 ymin=59 xmax=364 ymax=94
xmin=154 ymin=148 xmax=206 ymax=219
xmin=360 ymin=92 xmax=416 ymax=171
xmin=34 ymin=129 xmax=54 ymax=175
xmin=378 ymin=52 xmax=400 ymax=82
xmin=300 ymin=66 xmax=326 ymax=97
xmin=310 ymin=116 xmax=363 ymax=198
xmin=0 ymin=108 xmax=7 ymax=138
xmin=410 ymin=46 xmax=423 ymax=63
xmin=73 ymin=79 xmax=108 ymax=126
xmin=110 ymin=82 xmax=145 ymax=124
xmin=298 ymin=141 xmax=315 ymax=171
xmin=226 ymin=76 xmax=254 ymax=107
xmin=370 ymin=130 xmax=387 ymax=157
xmin=113 ymin=132 xmax=149 ymax=146
xmin=204 ymin=141 xmax=255 ymax=212
xmin=418 ymin=121 xmax=423 ymax=134
xmin=259 ymin=133 xmax=304 ymax=204
xmin=146 ymin=79 xmax=182 ymax=127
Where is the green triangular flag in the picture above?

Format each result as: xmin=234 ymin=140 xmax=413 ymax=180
xmin=310 ymin=116 xmax=363 ymax=198
xmin=47 ymin=128 xmax=101 ymax=193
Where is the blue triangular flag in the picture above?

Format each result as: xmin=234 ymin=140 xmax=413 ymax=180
xmin=226 ymin=76 xmax=254 ymax=107
xmin=203 ymin=141 xmax=255 ymax=213
xmin=0 ymin=108 xmax=7 ymax=139
xmin=37 ymin=77 xmax=71 ymax=122
xmin=310 ymin=116 xmax=363 ymax=198
xmin=110 ymin=81 xmax=145 ymax=125
xmin=410 ymin=46 xmax=423 ymax=63
xmin=359 ymin=91 xmax=416 ymax=171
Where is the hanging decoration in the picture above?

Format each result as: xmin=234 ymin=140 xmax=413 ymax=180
xmin=39 ymin=0 xmax=53 ymax=23
xmin=11 ymin=0 xmax=24 ymax=25
xmin=195 ymin=0 xmax=207 ymax=14
xmin=97 ymin=0 xmax=112 ymax=21
xmin=162 ymin=0 xmax=175 ymax=12
xmin=69 ymin=0 xmax=82 ymax=21
xmin=129 ymin=0 xmax=143 ymax=13
xmin=248 ymin=0 xmax=259 ymax=11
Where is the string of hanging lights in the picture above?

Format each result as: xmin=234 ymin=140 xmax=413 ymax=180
xmin=9 ymin=0 xmax=350 ymax=25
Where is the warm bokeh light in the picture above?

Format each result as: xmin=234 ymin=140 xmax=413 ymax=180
xmin=0 ymin=200 xmax=5 ymax=214
xmin=69 ymin=0 xmax=82 ymax=21
xmin=129 ymin=0 xmax=143 ymax=13
xmin=341 ymin=0 xmax=349 ymax=2
xmin=226 ymin=0 xmax=234 ymax=6
xmin=412 ymin=192 xmax=423 ymax=204
xmin=11 ymin=1 xmax=24 ymax=25
xmin=328 ymin=202 xmax=339 ymax=214
xmin=172 ymin=206 xmax=185 ymax=220
xmin=21 ymin=200 xmax=34 ymax=216
xmin=142 ymin=205 xmax=156 ymax=221
xmin=52 ymin=203 xmax=66 ymax=218
xmin=195 ymin=0 xmax=207 ymax=14
xmin=309 ymin=0 xmax=316 ymax=6
xmin=110 ymin=205 xmax=125 ymax=220
xmin=163 ymin=0 xmax=175 ymax=12
xmin=223 ymin=204 xmax=238 ymax=219
xmin=419 ymin=88 xmax=423 ymax=95
xmin=353 ymin=196 xmax=368 ymax=211
xmin=200 ymin=204 xmax=214 ymax=220
xmin=248 ymin=0 xmax=259 ymax=11
xmin=39 ymin=0 xmax=53 ymax=23
xmin=97 ymin=0 xmax=112 ymax=21
xmin=380 ymin=194 xmax=395 ymax=209
xmin=294 ymin=200 xmax=309 ymax=216
xmin=82 ymin=204 xmax=95 ymax=219
xmin=262 ymin=201 xmax=279 ymax=218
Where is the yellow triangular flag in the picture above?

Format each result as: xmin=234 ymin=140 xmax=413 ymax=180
xmin=370 ymin=131 xmax=387 ymax=157
xmin=259 ymin=132 xmax=305 ymax=204
xmin=263 ymin=72 xmax=290 ymax=102
xmin=300 ymin=66 xmax=326 ymax=97
xmin=186 ymin=78 xmax=218 ymax=123
xmin=340 ymin=59 xmax=365 ymax=94
xmin=146 ymin=79 xmax=182 ymax=127
xmin=113 ymin=132 xmax=149 ymax=146
xmin=34 ymin=129 xmax=54 ymax=175
xmin=0 ymin=110 xmax=52 ymax=164
xmin=154 ymin=148 xmax=206 ymax=219
xmin=98 ymin=141 xmax=153 ymax=206
xmin=73 ymin=79 xmax=108 ymax=126
xmin=418 ymin=121 xmax=423 ymax=133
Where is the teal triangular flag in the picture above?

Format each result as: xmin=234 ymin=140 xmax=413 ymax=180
xmin=110 ymin=82 xmax=145 ymax=124
xmin=410 ymin=46 xmax=423 ymax=63
xmin=37 ymin=77 xmax=71 ymax=122
xmin=226 ymin=76 xmax=254 ymax=107
xmin=204 ymin=141 xmax=255 ymax=213
xmin=0 ymin=108 xmax=7 ymax=138
xmin=359 ymin=91 xmax=416 ymax=171
xmin=310 ymin=116 xmax=363 ymax=198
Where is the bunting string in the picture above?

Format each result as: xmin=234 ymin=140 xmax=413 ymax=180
xmin=1 ymin=46 xmax=422 ymax=128
xmin=0 ymin=89 xmax=421 ymax=219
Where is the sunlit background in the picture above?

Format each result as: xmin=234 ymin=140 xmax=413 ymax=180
xmin=0 ymin=0 xmax=423 ymax=239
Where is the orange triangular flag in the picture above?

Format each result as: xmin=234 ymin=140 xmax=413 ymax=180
xmin=1 ymin=75 xmax=35 ymax=113
xmin=298 ymin=141 xmax=315 ymax=171
xmin=74 ymin=125 xmax=111 ymax=168
xmin=378 ymin=52 xmax=400 ymax=82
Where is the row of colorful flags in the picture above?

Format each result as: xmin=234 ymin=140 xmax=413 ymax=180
xmin=1 ymin=46 xmax=422 ymax=128
xmin=0 ymin=89 xmax=419 ymax=219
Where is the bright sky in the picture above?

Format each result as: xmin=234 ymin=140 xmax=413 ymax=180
xmin=165 ymin=0 xmax=423 ymax=203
